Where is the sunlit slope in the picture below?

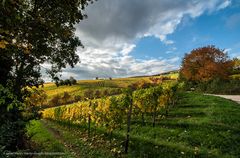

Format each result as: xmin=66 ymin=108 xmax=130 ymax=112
xmin=41 ymin=72 xmax=179 ymax=100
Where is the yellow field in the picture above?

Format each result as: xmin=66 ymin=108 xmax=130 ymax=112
xmin=40 ymin=73 xmax=179 ymax=103
xmin=42 ymin=77 xmax=148 ymax=96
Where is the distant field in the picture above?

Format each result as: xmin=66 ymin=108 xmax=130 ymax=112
xmin=41 ymin=74 xmax=177 ymax=101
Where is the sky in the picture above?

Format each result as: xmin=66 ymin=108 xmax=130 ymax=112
xmin=43 ymin=0 xmax=240 ymax=81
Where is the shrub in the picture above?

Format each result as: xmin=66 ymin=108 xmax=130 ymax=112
xmin=49 ymin=95 xmax=61 ymax=107
xmin=62 ymin=92 xmax=71 ymax=104
xmin=84 ymin=89 xmax=94 ymax=100
xmin=0 ymin=85 xmax=27 ymax=151
xmin=184 ymin=78 xmax=240 ymax=94
xmin=103 ymin=89 xmax=109 ymax=96
xmin=94 ymin=90 xmax=101 ymax=98
xmin=74 ymin=95 xmax=82 ymax=102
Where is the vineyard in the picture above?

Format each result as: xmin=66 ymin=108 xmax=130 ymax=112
xmin=41 ymin=83 xmax=180 ymax=154
xmin=24 ymin=74 xmax=240 ymax=157
xmin=27 ymin=90 xmax=240 ymax=158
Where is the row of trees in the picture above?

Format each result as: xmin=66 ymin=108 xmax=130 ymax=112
xmin=55 ymin=77 xmax=77 ymax=87
xmin=42 ymin=83 xmax=180 ymax=153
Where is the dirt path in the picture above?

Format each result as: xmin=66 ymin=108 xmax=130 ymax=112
xmin=206 ymin=94 xmax=240 ymax=104
xmin=41 ymin=120 xmax=80 ymax=158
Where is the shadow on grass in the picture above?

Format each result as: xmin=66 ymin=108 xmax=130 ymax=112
xmin=157 ymin=121 xmax=239 ymax=133
xmin=45 ymin=118 xmax=240 ymax=158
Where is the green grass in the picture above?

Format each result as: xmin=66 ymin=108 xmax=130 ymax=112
xmin=31 ymin=92 xmax=240 ymax=157
xmin=121 ymin=92 xmax=240 ymax=157
xmin=42 ymin=120 xmax=115 ymax=158
xmin=26 ymin=120 xmax=73 ymax=157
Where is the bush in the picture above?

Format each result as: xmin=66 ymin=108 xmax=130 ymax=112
xmin=83 ymin=89 xmax=94 ymax=100
xmin=94 ymin=90 xmax=101 ymax=98
xmin=184 ymin=78 xmax=240 ymax=94
xmin=103 ymin=89 xmax=109 ymax=96
xmin=62 ymin=92 xmax=71 ymax=104
xmin=0 ymin=85 xmax=29 ymax=151
xmin=74 ymin=95 xmax=82 ymax=102
xmin=109 ymin=88 xmax=122 ymax=95
xmin=49 ymin=95 xmax=61 ymax=107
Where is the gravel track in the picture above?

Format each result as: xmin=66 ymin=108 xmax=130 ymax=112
xmin=206 ymin=94 xmax=240 ymax=104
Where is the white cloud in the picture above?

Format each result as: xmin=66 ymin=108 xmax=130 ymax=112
xmin=120 ymin=44 xmax=136 ymax=56
xmin=217 ymin=0 xmax=231 ymax=10
xmin=224 ymin=48 xmax=232 ymax=53
xmin=45 ymin=0 xmax=232 ymax=80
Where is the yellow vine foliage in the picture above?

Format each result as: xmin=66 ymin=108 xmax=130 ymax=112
xmin=42 ymin=84 xmax=179 ymax=131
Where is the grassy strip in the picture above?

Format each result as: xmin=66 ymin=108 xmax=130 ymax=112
xmin=26 ymin=120 xmax=73 ymax=158
xmin=42 ymin=120 xmax=117 ymax=158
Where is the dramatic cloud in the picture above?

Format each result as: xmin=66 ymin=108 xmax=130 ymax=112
xmin=53 ymin=0 xmax=231 ymax=80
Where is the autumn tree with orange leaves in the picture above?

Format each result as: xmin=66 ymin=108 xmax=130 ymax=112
xmin=180 ymin=46 xmax=233 ymax=82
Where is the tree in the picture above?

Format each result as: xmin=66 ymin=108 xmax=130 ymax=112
xmin=69 ymin=76 xmax=77 ymax=85
xmin=0 ymin=0 xmax=92 ymax=150
xmin=180 ymin=46 xmax=233 ymax=82
xmin=1 ymin=0 xmax=93 ymax=94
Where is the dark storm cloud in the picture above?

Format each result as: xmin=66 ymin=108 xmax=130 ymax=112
xmin=76 ymin=0 xmax=228 ymax=44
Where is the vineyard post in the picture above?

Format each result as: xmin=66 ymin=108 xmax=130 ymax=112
xmin=141 ymin=112 xmax=145 ymax=126
xmin=124 ymin=89 xmax=133 ymax=154
xmin=152 ymin=103 xmax=157 ymax=127
xmin=152 ymin=97 xmax=159 ymax=128
xmin=152 ymin=87 xmax=161 ymax=128
xmin=68 ymin=119 xmax=71 ymax=130
xmin=88 ymin=100 xmax=91 ymax=137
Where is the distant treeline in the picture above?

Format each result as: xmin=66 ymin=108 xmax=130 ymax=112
xmin=55 ymin=76 xmax=77 ymax=87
